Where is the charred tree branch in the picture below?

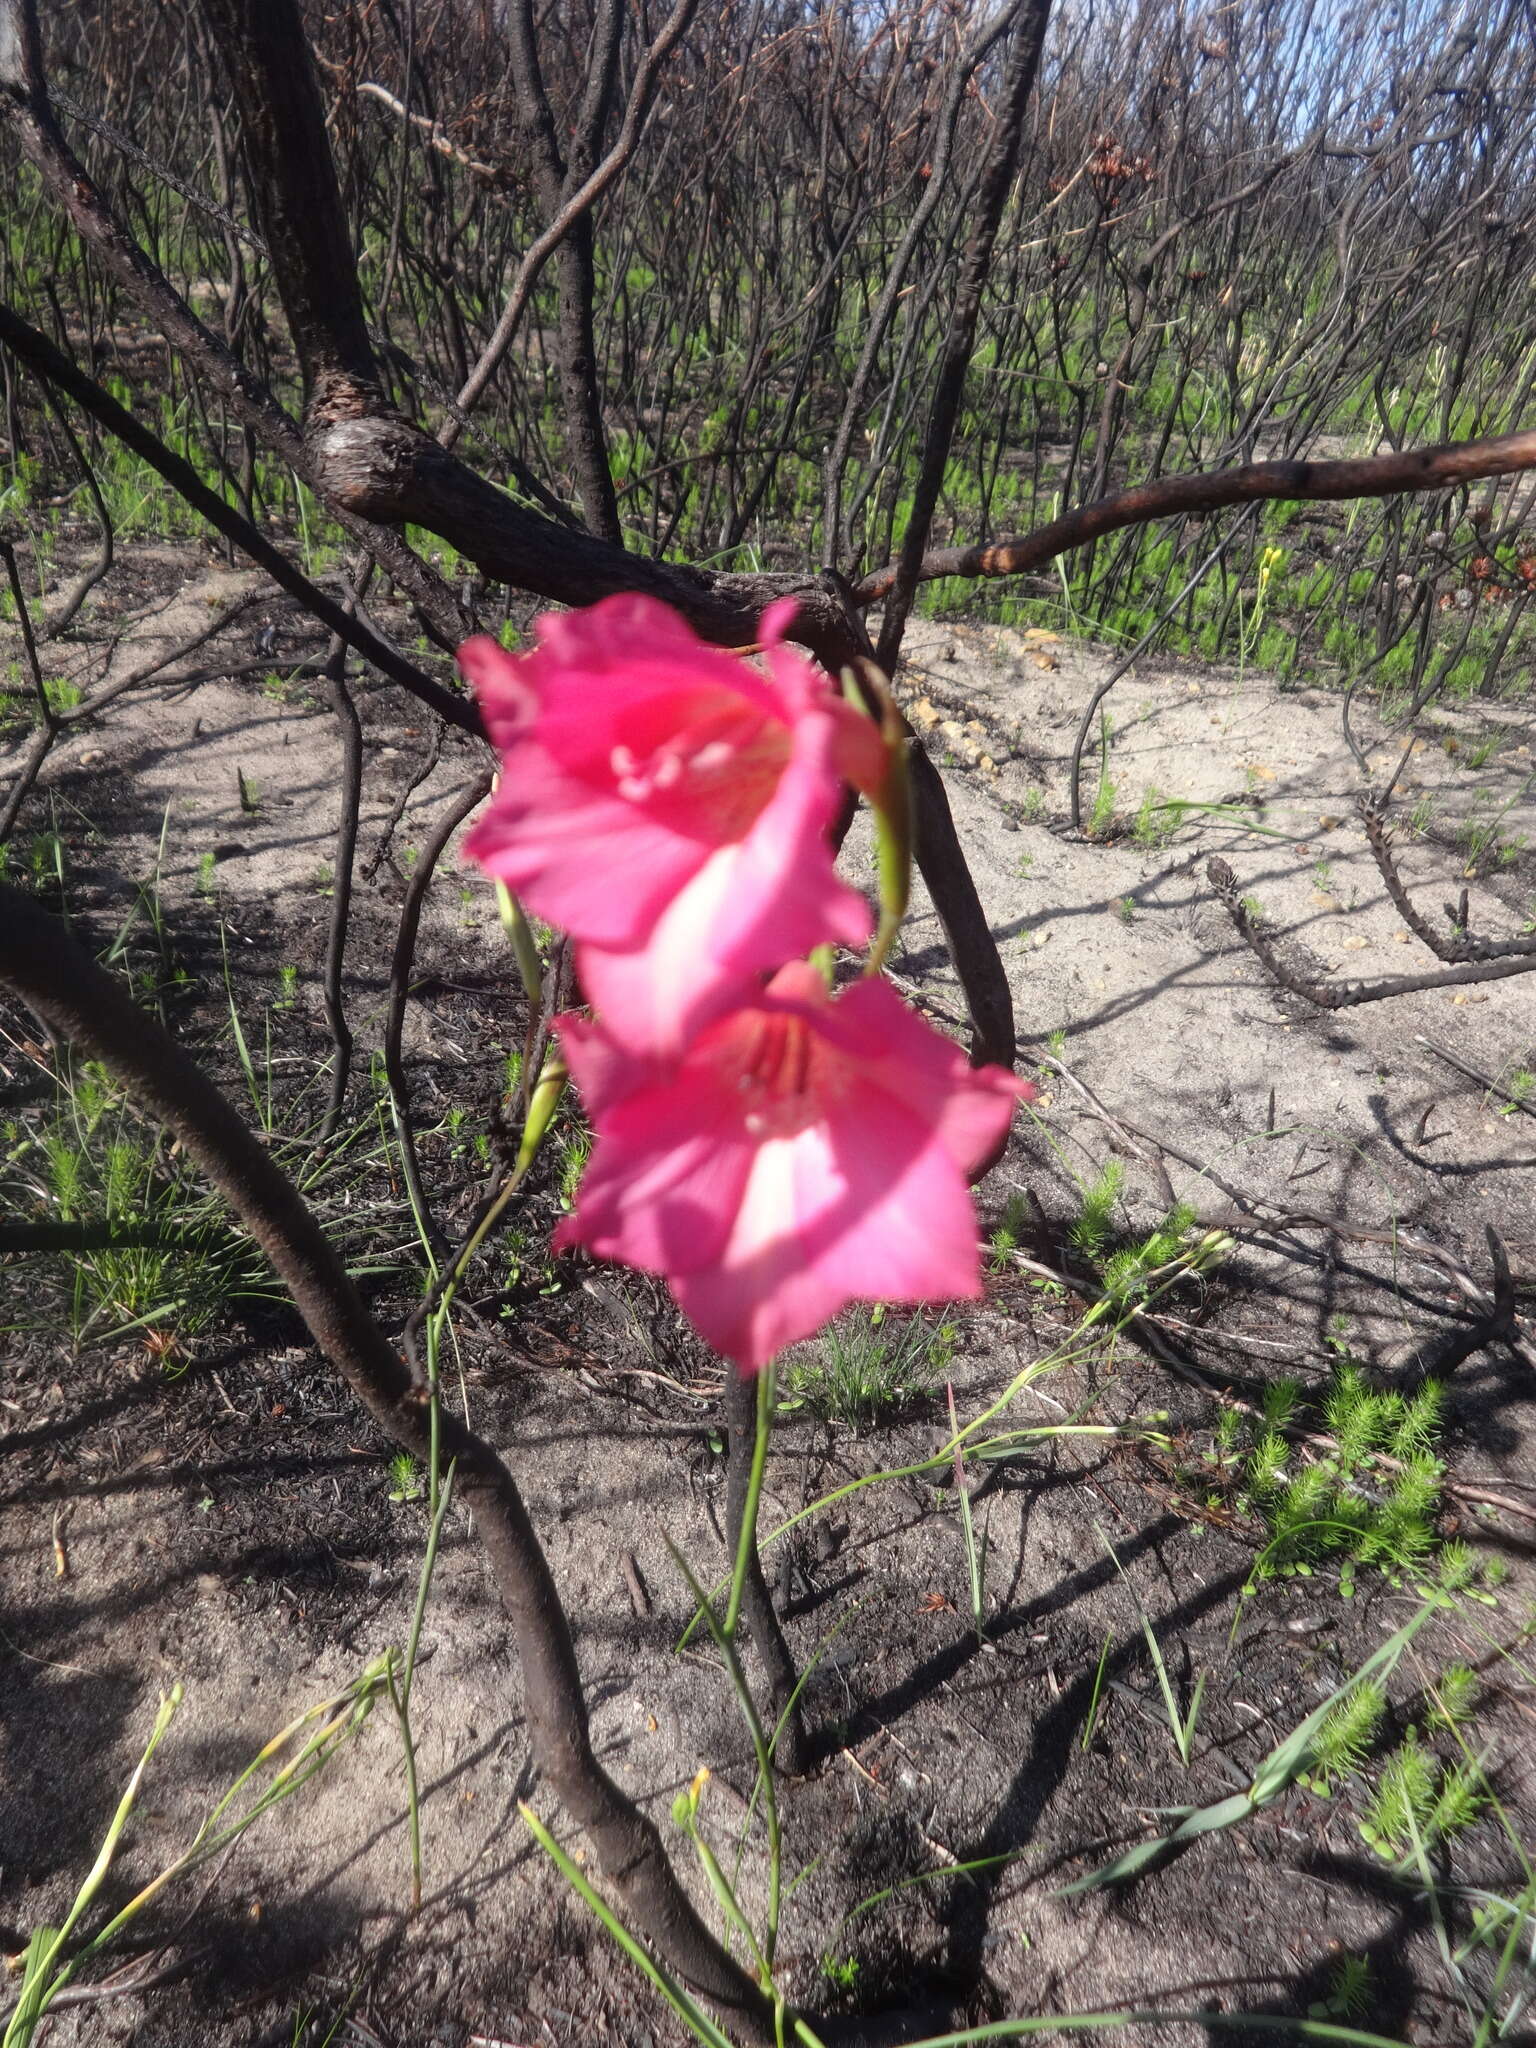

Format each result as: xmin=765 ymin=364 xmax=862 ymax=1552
xmin=0 ymin=881 xmax=779 ymax=2043
xmin=857 ymin=427 xmax=1536 ymax=605
xmin=1359 ymin=796 xmax=1536 ymax=962
xmin=0 ymin=305 xmax=477 ymax=731
xmin=1207 ymin=855 xmax=1536 ymax=1008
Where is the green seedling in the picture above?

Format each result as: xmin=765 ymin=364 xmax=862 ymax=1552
xmin=1309 ymin=1955 xmax=1373 ymax=2021
xmin=387 ymin=1450 xmax=424 ymax=1503
xmin=1063 ymin=1599 xmax=1440 ymax=1893
xmin=781 ymin=1305 xmax=956 ymax=1431
xmin=1099 ymin=1526 xmax=1206 ymax=1766
xmin=988 ymin=1190 xmax=1031 ymax=1271
xmin=1068 ymin=1158 xmax=1124 ymax=1258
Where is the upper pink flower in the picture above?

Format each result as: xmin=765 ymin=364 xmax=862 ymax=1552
xmin=460 ymin=596 xmax=884 ymax=1052
xmin=553 ymin=964 xmax=1034 ymax=1372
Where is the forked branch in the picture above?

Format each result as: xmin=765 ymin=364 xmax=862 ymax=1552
xmin=1206 ymin=854 xmax=1536 ymax=1008
xmin=1359 ymin=796 xmax=1536 ymax=964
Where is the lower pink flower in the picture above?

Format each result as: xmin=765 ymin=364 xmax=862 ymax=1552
xmin=553 ymin=964 xmax=1034 ymax=1371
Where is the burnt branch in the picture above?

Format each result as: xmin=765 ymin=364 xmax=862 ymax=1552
xmin=355 ymin=80 xmax=503 ymax=183
xmin=0 ymin=0 xmax=467 ymax=643
xmin=1359 ymin=795 xmax=1536 ymax=963
xmin=443 ymin=0 xmax=697 ymax=483
xmin=820 ymin=2 xmax=1021 ymax=570
xmin=1416 ymin=1033 xmax=1536 ymax=1119
xmin=0 ymin=305 xmax=476 ymax=732
xmin=856 ymin=427 xmax=1536 ymax=606
xmin=198 ymin=0 xmax=380 ymax=410
xmin=0 ymin=880 xmax=778 ymax=2044
xmin=874 ymin=0 xmax=1053 ymax=673
xmin=0 ymin=536 xmax=58 ymax=840
xmin=320 ymin=653 xmax=365 ymax=1146
xmin=1206 ymin=855 xmax=1536 ymax=1009
xmin=382 ymin=772 xmax=494 ymax=1262
xmin=725 ymin=1367 xmax=808 ymax=1776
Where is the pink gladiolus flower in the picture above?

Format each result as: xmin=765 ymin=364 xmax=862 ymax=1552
xmin=553 ymin=964 xmax=1034 ymax=1372
xmin=460 ymin=596 xmax=884 ymax=1052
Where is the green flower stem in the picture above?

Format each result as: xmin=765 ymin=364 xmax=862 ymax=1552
xmin=725 ymin=1361 xmax=776 ymax=1641
xmin=394 ymin=1459 xmax=458 ymax=1909
xmin=668 ymin=1543 xmax=785 ymax=1974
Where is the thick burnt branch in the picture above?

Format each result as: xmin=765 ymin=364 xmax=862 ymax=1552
xmin=199 ymin=0 xmax=380 ymax=411
xmin=0 ymin=883 xmax=778 ymax=2045
xmin=855 ymin=427 xmax=1536 ymax=605
xmin=1206 ymin=855 xmax=1536 ymax=1008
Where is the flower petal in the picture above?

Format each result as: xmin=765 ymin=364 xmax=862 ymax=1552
xmin=555 ymin=1051 xmax=753 ymax=1274
xmin=806 ymin=976 xmax=1029 ymax=1176
xmin=672 ymin=1104 xmax=981 ymax=1370
xmin=459 ymin=598 xmax=862 ymax=956
xmin=575 ymin=712 xmax=872 ymax=1053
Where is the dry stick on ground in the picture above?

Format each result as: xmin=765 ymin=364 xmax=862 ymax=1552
xmin=0 ymin=532 xmax=264 ymax=843
xmin=63 ymin=590 xmax=266 ymax=724
xmin=1205 ymin=854 xmax=1536 ymax=1007
xmin=1416 ymin=1034 xmax=1536 ymax=1120
xmin=363 ymin=722 xmax=444 ymax=884
xmin=0 ymin=880 xmax=780 ymax=2045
